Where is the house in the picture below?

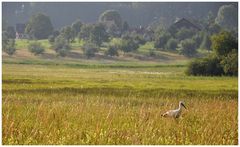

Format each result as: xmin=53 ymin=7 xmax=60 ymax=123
xmin=169 ymin=18 xmax=202 ymax=31
xmin=15 ymin=23 xmax=28 ymax=39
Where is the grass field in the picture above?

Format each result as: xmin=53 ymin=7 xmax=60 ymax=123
xmin=2 ymin=58 xmax=238 ymax=145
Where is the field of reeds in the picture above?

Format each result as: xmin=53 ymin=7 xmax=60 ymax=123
xmin=2 ymin=61 xmax=238 ymax=145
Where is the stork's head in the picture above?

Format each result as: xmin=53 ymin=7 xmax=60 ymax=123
xmin=179 ymin=101 xmax=187 ymax=109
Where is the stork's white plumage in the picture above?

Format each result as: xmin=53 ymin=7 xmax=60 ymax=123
xmin=161 ymin=101 xmax=187 ymax=118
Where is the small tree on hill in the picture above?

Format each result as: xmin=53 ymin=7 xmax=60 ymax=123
xmin=25 ymin=13 xmax=53 ymax=39
xmin=177 ymin=39 xmax=197 ymax=57
xmin=28 ymin=41 xmax=45 ymax=55
xmin=83 ymin=41 xmax=99 ymax=58
xmin=53 ymin=35 xmax=71 ymax=57
xmin=3 ymin=31 xmax=16 ymax=56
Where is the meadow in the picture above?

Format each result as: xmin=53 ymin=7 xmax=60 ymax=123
xmin=2 ymin=59 xmax=238 ymax=145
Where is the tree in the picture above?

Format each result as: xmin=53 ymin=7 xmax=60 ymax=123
xmin=71 ymin=19 xmax=82 ymax=38
xmin=154 ymin=31 xmax=171 ymax=49
xmin=83 ymin=41 xmax=99 ymax=58
xmin=187 ymin=30 xmax=238 ymax=76
xmin=176 ymin=28 xmax=196 ymax=41
xmin=99 ymin=10 xmax=122 ymax=29
xmin=186 ymin=55 xmax=223 ymax=76
xmin=199 ymin=33 xmax=211 ymax=51
xmin=177 ymin=39 xmax=197 ymax=57
xmin=215 ymin=4 xmax=238 ymax=31
xmin=60 ymin=26 xmax=75 ymax=43
xmin=25 ymin=13 xmax=53 ymax=39
xmin=48 ymin=35 xmax=55 ymax=44
xmin=28 ymin=41 xmax=45 ymax=55
xmin=53 ymin=35 xmax=71 ymax=57
xmin=165 ymin=38 xmax=178 ymax=51
xmin=120 ymin=39 xmax=139 ymax=53
xmin=211 ymin=31 xmax=238 ymax=57
xmin=6 ymin=26 xmax=16 ymax=39
xmin=2 ymin=31 xmax=16 ymax=56
xmin=78 ymin=24 xmax=93 ymax=41
xmin=105 ymin=45 xmax=119 ymax=56
xmin=122 ymin=21 xmax=129 ymax=32
xmin=90 ymin=23 xmax=108 ymax=46
xmin=207 ymin=23 xmax=221 ymax=35
xmin=220 ymin=49 xmax=238 ymax=76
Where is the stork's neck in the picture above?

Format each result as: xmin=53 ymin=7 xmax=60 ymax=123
xmin=178 ymin=103 xmax=183 ymax=111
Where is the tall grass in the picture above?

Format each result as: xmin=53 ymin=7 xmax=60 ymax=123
xmin=2 ymin=63 xmax=238 ymax=145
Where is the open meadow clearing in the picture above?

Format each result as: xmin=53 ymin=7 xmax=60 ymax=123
xmin=2 ymin=60 xmax=238 ymax=145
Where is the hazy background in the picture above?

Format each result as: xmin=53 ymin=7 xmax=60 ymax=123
xmin=2 ymin=2 xmax=236 ymax=29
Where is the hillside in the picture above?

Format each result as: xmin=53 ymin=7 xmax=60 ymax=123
xmin=3 ymin=39 xmax=189 ymax=67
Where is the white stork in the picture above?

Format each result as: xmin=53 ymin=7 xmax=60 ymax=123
xmin=161 ymin=101 xmax=187 ymax=118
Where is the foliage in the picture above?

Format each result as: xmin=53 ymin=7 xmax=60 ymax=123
xmin=165 ymin=38 xmax=178 ymax=51
xmin=220 ymin=49 xmax=238 ymax=76
xmin=211 ymin=31 xmax=238 ymax=57
xmin=120 ymin=39 xmax=139 ymax=53
xmin=122 ymin=21 xmax=129 ymax=32
xmin=215 ymin=4 xmax=238 ymax=31
xmin=154 ymin=31 xmax=171 ymax=49
xmin=71 ymin=19 xmax=83 ymax=38
xmin=99 ymin=9 xmax=122 ymax=29
xmin=83 ymin=41 xmax=99 ymax=58
xmin=176 ymin=28 xmax=196 ymax=41
xmin=199 ymin=33 xmax=211 ymax=51
xmin=187 ymin=31 xmax=238 ymax=76
xmin=148 ymin=48 xmax=156 ymax=57
xmin=28 ymin=41 xmax=45 ymax=55
xmin=78 ymin=24 xmax=93 ymax=41
xmin=90 ymin=23 xmax=109 ymax=46
xmin=48 ymin=35 xmax=55 ymax=44
xmin=105 ymin=45 xmax=119 ymax=56
xmin=53 ymin=35 xmax=71 ymax=57
xmin=192 ymin=32 xmax=203 ymax=49
xmin=25 ymin=13 xmax=53 ymax=39
xmin=177 ymin=39 xmax=197 ymax=57
xmin=2 ymin=31 xmax=16 ymax=56
xmin=60 ymin=26 xmax=75 ymax=43
xmin=186 ymin=55 xmax=223 ymax=76
xmin=122 ymin=32 xmax=146 ymax=45
xmin=207 ymin=23 xmax=221 ymax=35
xmin=6 ymin=26 xmax=16 ymax=39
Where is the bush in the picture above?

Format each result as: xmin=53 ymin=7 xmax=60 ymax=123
xmin=211 ymin=31 xmax=238 ymax=57
xmin=154 ymin=32 xmax=171 ymax=49
xmin=105 ymin=45 xmax=118 ymax=56
xmin=220 ymin=49 xmax=238 ymax=76
xmin=53 ymin=35 xmax=71 ymax=57
xmin=178 ymin=39 xmax=197 ymax=57
xmin=28 ymin=41 xmax=45 ymax=55
xmin=120 ymin=39 xmax=139 ymax=53
xmin=186 ymin=56 xmax=223 ymax=76
xmin=149 ymin=49 xmax=156 ymax=57
xmin=4 ymin=45 xmax=16 ymax=56
xmin=165 ymin=38 xmax=178 ymax=51
xmin=83 ymin=42 xmax=99 ymax=58
xmin=48 ymin=35 xmax=55 ymax=44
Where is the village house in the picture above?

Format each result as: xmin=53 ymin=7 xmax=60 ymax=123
xmin=169 ymin=18 xmax=202 ymax=32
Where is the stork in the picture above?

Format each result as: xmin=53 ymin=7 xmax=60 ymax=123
xmin=161 ymin=101 xmax=187 ymax=118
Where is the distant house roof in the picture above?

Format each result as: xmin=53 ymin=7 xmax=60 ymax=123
xmin=169 ymin=18 xmax=201 ymax=31
xmin=16 ymin=23 xmax=26 ymax=34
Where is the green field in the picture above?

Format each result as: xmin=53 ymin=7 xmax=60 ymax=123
xmin=2 ymin=57 xmax=238 ymax=145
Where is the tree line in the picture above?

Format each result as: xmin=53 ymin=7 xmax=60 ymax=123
xmin=2 ymin=4 xmax=238 ymax=76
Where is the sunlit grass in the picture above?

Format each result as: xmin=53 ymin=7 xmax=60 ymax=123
xmin=2 ymin=63 xmax=238 ymax=145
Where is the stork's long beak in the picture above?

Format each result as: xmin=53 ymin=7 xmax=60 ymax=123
xmin=182 ymin=103 xmax=187 ymax=109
